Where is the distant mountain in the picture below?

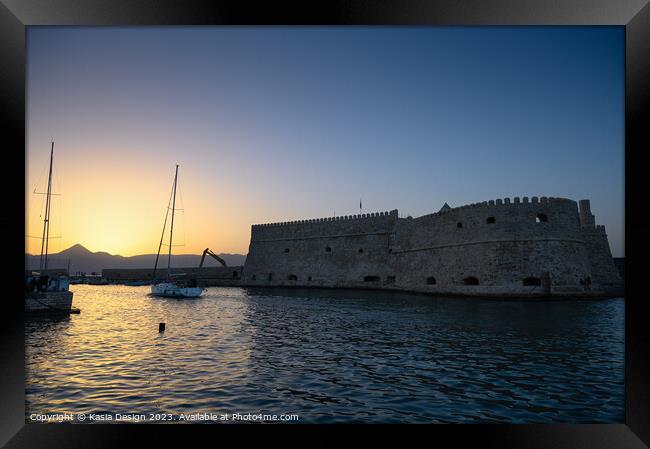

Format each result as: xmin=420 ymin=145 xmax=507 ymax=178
xmin=25 ymin=244 xmax=247 ymax=274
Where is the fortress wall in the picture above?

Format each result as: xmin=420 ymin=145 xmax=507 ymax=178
xmin=244 ymin=232 xmax=393 ymax=284
xmin=242 ymin=197 xmax=617 ymax=297
xmin=244 ymin=211 xmax=397 ymax=283
xmin=250 ymin=210 xmax=398 ymax=241
xmin=392 ymin=197 xmax=581 ymax=252
xmin=576 ymin=200 xmax=623 ymax=292
xmin=391 ymin=239 xmax=592 ymax=296
xmin=387 ymin=198 xmax=593 ymax=295
xmin=580 ymin=226 xmax=623 ymax=289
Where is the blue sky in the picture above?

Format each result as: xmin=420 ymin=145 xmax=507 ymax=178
xmin=27 ymin=26 xmax=624 ymax=256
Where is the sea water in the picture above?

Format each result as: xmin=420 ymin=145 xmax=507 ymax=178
xmin=25 ymin=285 xmax=624 ymax=423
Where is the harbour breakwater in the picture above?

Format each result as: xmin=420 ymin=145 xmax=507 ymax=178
xmin=102 ymin=266 xmax=243 ymax=286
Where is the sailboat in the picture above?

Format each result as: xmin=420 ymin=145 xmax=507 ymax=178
xmin=151 ymin=164 xmax=204 ymax=298
xmin=25 ymin=142 xmax=77 ymax=314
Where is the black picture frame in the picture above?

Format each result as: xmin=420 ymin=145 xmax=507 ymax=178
xmin=1 ymin=1 xmax=648 ymax=447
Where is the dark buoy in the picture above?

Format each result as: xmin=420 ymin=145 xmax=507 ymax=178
xmin=158 ymin=322 xmax=166 ymax=333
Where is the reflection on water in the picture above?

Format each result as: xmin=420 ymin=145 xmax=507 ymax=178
xmin=25 ymin=285 xmax=624 ymax=423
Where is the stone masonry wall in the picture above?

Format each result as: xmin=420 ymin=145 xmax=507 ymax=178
xmin=577 ymin=200 xmax=623 ymax=294
xmin=242 ymin=197 xmax=620 ymax=297
xmin=391 ymin=197 xmax=592 ymax=296
xmin=244 ymin=211 xmax=398 ymax=286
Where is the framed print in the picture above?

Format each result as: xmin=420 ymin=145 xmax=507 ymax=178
xmin=1 ymin=1 xmax=648 ymax=447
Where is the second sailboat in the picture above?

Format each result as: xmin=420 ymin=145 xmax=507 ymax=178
xmin=151 ymin=164 xmax=204 ymax=298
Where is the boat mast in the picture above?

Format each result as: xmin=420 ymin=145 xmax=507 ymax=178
xmin=152 ymin=179 xmax=175 ymax=282
xmin=39 ymin=142 xmax=54 ymax=271
xmin=166 ymin=164 xmax=179 ymax=280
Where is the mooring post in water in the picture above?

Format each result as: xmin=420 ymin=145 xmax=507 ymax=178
xmin=159 ymin=322 xmax=165 ymax=333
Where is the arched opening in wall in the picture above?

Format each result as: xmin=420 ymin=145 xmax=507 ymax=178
xmin=251 ymin=275 xmax=257 ymax=281
xmin=268 ymin=273 xmax=274 ymax=281
xmin=523 ymin=277 xmax=541 ymax=286
xmin=486 ymin=217 xmax=495 ymax=224
xmin=325 ymin=246 xmax=332 ymax=252
xmin=358 ymin=248 xmax=364 ymax=253
xmin=457 ymin=222 xmax=463 ymax=228
xmin=364 ymin=275 xmax=380 ymax=282
xmin=463 ymin=276 xmax=479 ymax=285
xmin=288 ymin=274 xmax=298 ymax=281
xmin=232 ymin=271 xmax=239 ymax=279
xmin=536 ymin=214 xmax=548 ymax=223
xmin=426 ymin=277 xmax=436 ymax=285
xmin=284 ymin=248 xmax=290 ymax=253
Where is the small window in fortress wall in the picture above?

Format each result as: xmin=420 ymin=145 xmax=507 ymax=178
xmin=426 ymin=277 xmax=437 ymax=285
xmin=358 ymin=248 xmax=364 ymax=253
xmin=308 ymin=276 xmax=312 ymax=281
xmin=463 ymin=276 xmax=479 ymax=285
xmin=486 ymin=217 xmax=495 ymax=224
xmin=523 ymin=277 xmax=541 ymax=286
xmin=457 ymin=222 xmax=463 ymax=228
xmin=251 ymin=275 xmax=256 ymax=281
xmin=386 ymin=276 xmax=396 ymax=284
xmin=284 ymin=248 xmax=290 ymax=253
xmin=325 ymin=246 xmax=332 ymax=252
xmin=364 ymin=275 xmax=380 ymax=282
xmin=288 ymin=274 xmax=298 ymax=281
xmin=536 ymin=214 xmax=548 ymax=223
xmin=268 ymin=273 xmax=274 ymax=281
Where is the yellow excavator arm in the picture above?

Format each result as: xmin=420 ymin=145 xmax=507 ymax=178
xmin=199 ymin=248 xmax=227 ymax=267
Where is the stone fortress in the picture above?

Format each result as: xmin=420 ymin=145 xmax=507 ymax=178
xmin=242 ymin=197 xmax=623 ymax=297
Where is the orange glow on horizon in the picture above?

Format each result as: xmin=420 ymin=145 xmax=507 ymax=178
xmin=26 ymin=145 xmax=254 ymax=257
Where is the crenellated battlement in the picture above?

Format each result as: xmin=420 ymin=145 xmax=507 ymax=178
xmin=252 ymin=209 xmax=398 ymax=228
xmin=416 ymin=196 xmax=575 ymax=220
xmin=453 ymin=196 xmax=574 ymax=211
xmin=253 ymin=197 xmax=576 ymax=229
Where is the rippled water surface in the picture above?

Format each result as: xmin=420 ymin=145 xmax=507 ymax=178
xmin=25 ymin=285 xmax=624 ymax=423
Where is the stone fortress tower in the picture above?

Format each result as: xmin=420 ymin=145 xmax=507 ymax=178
xmin=242 ymin=197 xmax=623 ymax=298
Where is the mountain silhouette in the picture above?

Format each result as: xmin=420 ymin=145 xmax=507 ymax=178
xmin=25 ymin=244 xmax=247 ymax=274
xmin=60 ymin=243 xmax=93 ymax=256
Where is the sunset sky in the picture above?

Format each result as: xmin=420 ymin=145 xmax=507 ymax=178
xmin=26 ymin=26 xmax=624 ymax=257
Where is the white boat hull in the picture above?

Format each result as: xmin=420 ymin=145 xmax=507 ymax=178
xmin=151 ymin=282 xmax=204 ymax=298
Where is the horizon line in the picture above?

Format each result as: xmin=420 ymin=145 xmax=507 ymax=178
xmin=24 ymin=243 xmax=248 ymax=258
